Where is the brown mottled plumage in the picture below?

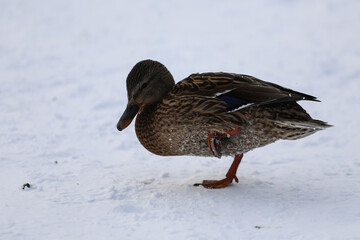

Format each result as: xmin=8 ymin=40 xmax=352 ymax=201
xmin=117 ymin=60 xmax=331 ymax=189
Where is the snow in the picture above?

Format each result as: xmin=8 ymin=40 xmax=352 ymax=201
xmin=1 ymin=0 xmax=360 ymax=239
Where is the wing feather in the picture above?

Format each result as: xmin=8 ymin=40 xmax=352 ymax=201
xmin=171 ymin=73 xmax=318 ymax=111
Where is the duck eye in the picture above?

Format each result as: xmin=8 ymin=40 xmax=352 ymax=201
xmin=140 ymin=82 xmax=148 ymax=90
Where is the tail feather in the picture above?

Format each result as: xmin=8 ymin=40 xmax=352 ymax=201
xmin=273 ymin=120 xmax=332 ymax=140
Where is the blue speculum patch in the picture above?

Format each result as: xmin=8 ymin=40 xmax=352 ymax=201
xmin=217 ymin=95 xmax=250 ymax=111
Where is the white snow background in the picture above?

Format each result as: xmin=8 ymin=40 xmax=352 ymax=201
xmin=1 ymin=1 xmax=360 ymax=239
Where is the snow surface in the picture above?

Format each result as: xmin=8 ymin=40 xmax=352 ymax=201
xmin=1 ymin=1 xmax=360 ymax=239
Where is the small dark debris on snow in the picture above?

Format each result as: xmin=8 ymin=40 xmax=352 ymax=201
xmin=254 ymin=225 xmax=271 ymax=229
xmin=54 ymin=160 xmax=58 ymax=164
xmin=22 ymin=183 xmax=31 ymax=190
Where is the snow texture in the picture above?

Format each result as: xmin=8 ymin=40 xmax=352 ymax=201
xmin=1 ymin=1 xmax=360 ymax=239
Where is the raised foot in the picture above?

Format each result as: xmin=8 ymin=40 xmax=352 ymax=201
xmin=194 ymin=175 xmax=239 ymax=189
xmin=208 ymin=127 xmax=241 ymax=158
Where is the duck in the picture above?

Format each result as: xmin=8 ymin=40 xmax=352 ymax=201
xmin=117 ymin=59 xmax=331 ymax=189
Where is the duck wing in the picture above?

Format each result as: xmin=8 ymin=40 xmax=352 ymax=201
xmin=171 ymin=73 xmax=319 ymax=112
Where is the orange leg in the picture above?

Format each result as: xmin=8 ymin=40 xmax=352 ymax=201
xmin=194 ymin=153 xmax=243 ymax=189
xmin=207 ymin=127 xmax=241 ymax=158
xmin=207 ymin=132 xmax=221 ymax=158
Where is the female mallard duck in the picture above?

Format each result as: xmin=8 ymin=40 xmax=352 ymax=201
xmin=117 ymin=60 xmax=331 ymax=189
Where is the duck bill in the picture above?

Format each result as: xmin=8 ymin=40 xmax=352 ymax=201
xmin=117 ymin=102 xmax=140 ymax=131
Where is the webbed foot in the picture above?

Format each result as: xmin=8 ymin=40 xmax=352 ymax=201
xmin=194 ymin=154 xmax=243 ymax=189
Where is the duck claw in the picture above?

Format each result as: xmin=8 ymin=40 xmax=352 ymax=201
xmin=194 ymin=153 xmax=243 ymax=189
xmin=208 ymin=132 xmax=222 ymax=158
xmin=194 ymin=177 xmax=237 ymax=189
xmin=207 ymin=127 xmax=241 ymax=158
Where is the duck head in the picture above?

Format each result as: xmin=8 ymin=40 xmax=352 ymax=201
xmin=117 ymin=60 xmax=175 ymax=131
